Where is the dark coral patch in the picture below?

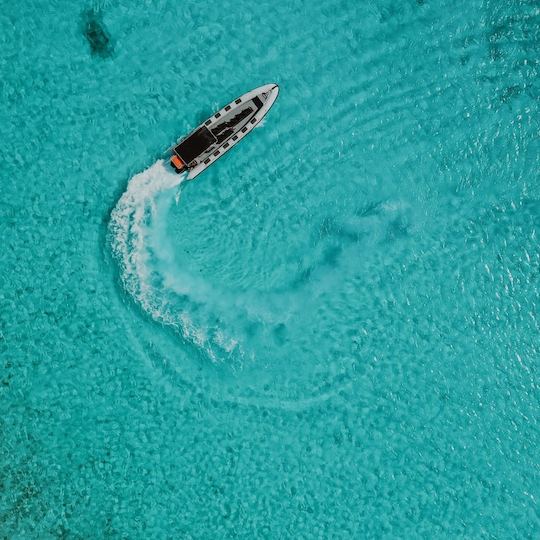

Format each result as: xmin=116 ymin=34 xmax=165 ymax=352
xmin=82 ymin=9 xmax=114 ymax=58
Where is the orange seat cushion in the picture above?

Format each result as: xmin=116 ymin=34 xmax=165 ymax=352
xmin=171 ymin=155 xmax=184 ymax=168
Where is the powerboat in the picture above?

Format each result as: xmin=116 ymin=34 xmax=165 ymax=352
xmin=169 ymin=84 xmax=279 ymax=179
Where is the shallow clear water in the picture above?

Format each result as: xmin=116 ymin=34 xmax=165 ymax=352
xmin=1 ymin=0 xmax=539 ymax=537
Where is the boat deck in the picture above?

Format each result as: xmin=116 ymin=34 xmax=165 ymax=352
xmin=171 ymin=84 xmax=279 ymax=179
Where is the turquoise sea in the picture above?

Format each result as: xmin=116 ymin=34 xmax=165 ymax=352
xmin=1 ymin=0 xmax=539 ymax=537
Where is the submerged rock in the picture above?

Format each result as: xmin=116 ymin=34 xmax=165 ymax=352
xmin=81 ymin=9 xmax=113 ymax=58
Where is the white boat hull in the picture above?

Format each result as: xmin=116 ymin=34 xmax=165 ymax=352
xmin=170 ymin=84 xmax=279 ymax=180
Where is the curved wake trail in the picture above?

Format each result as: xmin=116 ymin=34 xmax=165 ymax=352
xmin=108 ymin=159 xmax=342 ymax=377
xmin=108 ymin=160 xmax=248 ymax=363
xmin=108 ymin=161 xmax=357 ymax=404
xmin=109 ymin=160 xmax=184 ymax=307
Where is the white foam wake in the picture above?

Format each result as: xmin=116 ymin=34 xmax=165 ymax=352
xmin=108 ymin=160 xmax=248 ymax=362
xmin=109 ymin=160 xmax=184 ymax=310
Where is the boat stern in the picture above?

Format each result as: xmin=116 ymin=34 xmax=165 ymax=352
xmin=170 ymin=154 xmax=186 ymax=173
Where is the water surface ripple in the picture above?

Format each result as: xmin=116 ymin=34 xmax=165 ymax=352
xmin=0 ymin=0 xmax=538 ymax=537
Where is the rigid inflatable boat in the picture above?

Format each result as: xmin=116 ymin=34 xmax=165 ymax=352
xmin=169 ymin=84 xmax=279 ymax=179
